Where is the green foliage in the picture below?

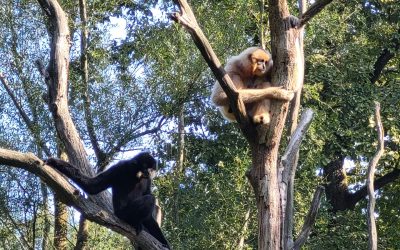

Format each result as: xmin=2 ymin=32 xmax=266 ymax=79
xmin=0 ymin=0 xmax=400 ymax=249
xmin=156 ymin=150 xmax=257 ymax=249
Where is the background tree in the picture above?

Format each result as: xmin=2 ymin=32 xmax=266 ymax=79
xmin=0 ymin=0 xmax=399 ymax=249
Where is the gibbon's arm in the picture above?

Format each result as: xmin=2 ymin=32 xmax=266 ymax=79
xmin=212 ymin=79 xmax=295 ymax=106
xmin=238 ymin=87 xmax=295 ymax=103
xmin=211 ymin=74 xmax=245 ymax=106
xmin=46 ymin=158 xmax=121 ymax=194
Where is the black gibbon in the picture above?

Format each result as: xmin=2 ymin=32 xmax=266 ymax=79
xmin=45 ymin=152 xmax=170 ymax=248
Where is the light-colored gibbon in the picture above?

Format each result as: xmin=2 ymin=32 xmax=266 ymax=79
xmin=211 ymin=47 xmax=293 ymax=124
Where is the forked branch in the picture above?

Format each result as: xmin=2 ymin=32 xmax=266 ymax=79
xmin=299 ymin=0 xmax=334 ymax=27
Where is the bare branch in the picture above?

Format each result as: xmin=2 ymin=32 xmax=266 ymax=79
xmin=78 ymin=0 xmax=106 ymax=168
xmin=367 ymin=102 xmax=384 ymax=250
xmin=0 ymin=148 xmax=167 ymax=250
xmin=281 ymin=109 xmax=314 ymax=183
xmin=36 ymin=0 xmax=116 ymax=210
xmin=170 ymin=0 xmax=248 ymax=125
xmin=299 ymin=0 xmax=334 ymax=27
xmin=348 ymin=168 xmax=400 ymax=209
xmin=0 ymin=73 xmax=52 ymax=157
xmin=292 ymin=186 xmax=324 ymax=250
xmin=280 ymin=109 xmax=314 ymax=248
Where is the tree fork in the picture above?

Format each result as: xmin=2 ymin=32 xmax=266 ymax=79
xmin=170 ymin=0 xmax=333 ymax=248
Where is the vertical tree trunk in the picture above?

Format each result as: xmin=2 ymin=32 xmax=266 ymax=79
xmin=177 ymin=108 xmax=185 ymax=173
xmin=54 ymin=195 xmax=69 ymax=250
xmin=40 ymin=183 xmax=51 ymax=250
xmin=76 ymin=0 xmax=91 ymax=248
xmin=249 ymin=143 xmax=282 ymax=249
xmin=54 ymin=150 xmax=69 ymax=250
xmin=367 ymin=102 xmax=384 ymax=250
xmin=74 ymin=215 xmax=89 ymax=250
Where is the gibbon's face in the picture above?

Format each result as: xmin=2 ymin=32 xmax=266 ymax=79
xmin=249 ymin=49 xmax=272 ymax=77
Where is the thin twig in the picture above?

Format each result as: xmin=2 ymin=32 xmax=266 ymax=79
xmin=0 ymin=73 xmax=52 ymax=156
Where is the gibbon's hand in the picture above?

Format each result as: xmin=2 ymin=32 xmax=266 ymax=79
xmin=45 ymin=158 xmax=81 ymax=176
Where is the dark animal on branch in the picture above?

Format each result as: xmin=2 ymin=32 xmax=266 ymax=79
xmin=45 ymin=152 xmax=170 ymax=248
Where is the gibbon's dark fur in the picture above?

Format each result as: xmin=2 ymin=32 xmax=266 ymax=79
xmin=45 ymin=152 xmax=170 ymax=248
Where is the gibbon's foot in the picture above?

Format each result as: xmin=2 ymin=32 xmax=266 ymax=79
xmin=253 ymin=113 xmax=271 ymax=125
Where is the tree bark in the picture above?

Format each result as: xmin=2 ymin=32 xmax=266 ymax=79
xmin=37 ymin=0 xmax=112 ymax=211
xmin=367 ymin=102 xmax=384 ymax=250
xmin=76 ymin=0 xmax=93 ymax=247
xmin=40 ymin=182 xmax=51 ymax=250
xmin=74 ymin=215 xmax=89 ymax=250
xmin=54 ymin=196 xmax=69 ymax=250
xmin=171 ymin=0 xmax=330 ymax=248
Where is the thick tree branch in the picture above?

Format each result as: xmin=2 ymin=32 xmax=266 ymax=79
xmin=36 ymin=0 xmax=112 ymax=211
xmin=370 ymin=30 xmax=399 ymax=84
xmin=292 ymin=186 xmax=324 ymax=250
xmin=299 ymin=0 xmax=334 ymax=27
xmin=170 ymin=0 xmax=248 ymax=125
xmin=0 ymin=148 xmax=167 ymax=250
xmin=35 ymin=2 xmax=168 ymax=247
xmin=280 ymin=109 xmax=314 ymax=249
xmin=349 ymin=168 xmax=400 ymax=207
xmin=367 ymin=102 xmax=384 ymax=250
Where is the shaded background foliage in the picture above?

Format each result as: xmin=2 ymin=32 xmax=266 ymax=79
xmin=0 ymin=0 xmax=399 ymax=249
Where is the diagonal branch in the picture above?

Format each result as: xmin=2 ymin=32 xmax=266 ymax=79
xmin=370 ymin=49 xmax=395 ymax=84
xmin=298 ymin=0 xmax=334 ymax=27
xmin=348 ymin=168 xmax=400 ymax=209
xmin=0 ymin=73 xmax=52 ymax=157
xmin=37 ymin=0 xmax=99 ymax=187
xmin=37 ymin=0 xmax=115 ymax=215
xmin=292 ymin=186 xmax=324 ymax=250
xmin=370 ymin=29 xmax=399 ymax=84
xmin=281 ymin=109 xmax=314 ymax=184
xmin=170 ymin=0 xmax=248 ymax=125
xmin=280 ymin=109 xmax=314 ymax=248
xmin=0 ymin=148 xmax=167 ymax=250
xmin=100 ymin=117 xmax=166 ymax=171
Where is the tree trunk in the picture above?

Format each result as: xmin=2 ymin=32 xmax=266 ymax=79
xmin=248 ymin=143 xmax=282 ymax=249
xmin=40 ymin=182 xmax=51 ymax=250
xmin=54 ymin=195 xmax=68 ymax=250
xmin=74 ymin=215 xmax=89 ymax=250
